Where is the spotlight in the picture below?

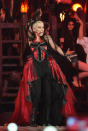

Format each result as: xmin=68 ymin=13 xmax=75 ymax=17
xmin=72 ymin=3 xmax=83 ymax=12
xmin=43 ymin=126 xmax=57 ymax=131
xmin=60 ymin=12 xmax=65 ymax=22
xmin=7 ymin=123 xmax=18 ymax=131
xmin=66 ymin=117 xmax=78 ymax=127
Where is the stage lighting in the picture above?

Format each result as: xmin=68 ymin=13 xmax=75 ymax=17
xmin=56 ymin=0 xmax=72 ymax=4
xmin=60 ymin=12 xmax=65 ymax=22
xmin=20 ymin=1 xmax=29 ymax=13
xmin=43 ymin=126 xmax=57 ymax=131
xmin=7 ymin=123 xmax=18 ymax=131
xmin=66 ymin=117 xmax=78 ymax=127
xmin=72 ymin=3 xmax=83 ymax=12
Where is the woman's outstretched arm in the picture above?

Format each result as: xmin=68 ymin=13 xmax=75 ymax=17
xmin=44 ymin=35 xmax=65 ymax=56
xmin=45 ymin=35 xmax=75 ymax=56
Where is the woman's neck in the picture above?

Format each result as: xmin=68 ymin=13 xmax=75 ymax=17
xmin=68 ymin=30 xmax=73 ymax=36
xmin=34 ymin=35 xmax=43 ymax=43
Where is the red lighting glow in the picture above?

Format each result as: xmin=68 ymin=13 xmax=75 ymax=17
xmin=56 ymin=0 xmax=72 ymax=4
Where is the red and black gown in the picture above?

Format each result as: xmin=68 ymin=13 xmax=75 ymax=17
xmin=8 ymin=41 xmax=77 ymax=125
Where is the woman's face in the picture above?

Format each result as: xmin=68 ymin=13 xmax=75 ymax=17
xmin=67 ymin=21 xmax=74 ymax=31
xmin=34 ymin=22 xmax=44 ymax=36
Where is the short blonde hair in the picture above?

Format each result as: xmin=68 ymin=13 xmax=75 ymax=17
xmin=32 ymin=21 xmax=44 ymax=32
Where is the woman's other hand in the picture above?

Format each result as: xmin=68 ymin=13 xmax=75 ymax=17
xmin=74 ymin=13 xmax=83 ymax=25
xmin=66 ymin=48 xmax=75 ymax=55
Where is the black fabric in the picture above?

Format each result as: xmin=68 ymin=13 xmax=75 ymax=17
xmin=30 ymin=42 xmax=48 ymax=62
xmin=30 ymin=79 xmax=41 ymax=108
xmin=62 ymin=30 xmax=77 ymax=52
xmin=33 ymin=57 xmax=51 ymax=78
xmin=75 ymin=44 xmax=86 ymax=62
xmin=26 ymin=41 xmax=67 ymax=125
xmin=29 ymin=75 xmax=66 ymax=125
xmin=23 ymin=43 xmax=76 ymax=86
xmin=37 ymin=78 xmax=66 ymax=126
xmin=47 ymin=45 xmax=77 ymax=85
xmin=0 ymin=1 xmax=2 ymax=9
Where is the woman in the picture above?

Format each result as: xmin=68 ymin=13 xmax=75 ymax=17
xmin=59 ymin=14 xmax=88 ymax=87
xmin=75 ymin=11 xmax=88 ymax=64
xmin=77 ymin=37 xmax=88 ymax=64
xmin=8 ymin=18 xmax=77 ymax=126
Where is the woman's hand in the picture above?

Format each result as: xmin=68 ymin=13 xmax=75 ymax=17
xmin=65 ymin=48 xmax=77 ymax=62
xmin=44 ymin=34 xmax=49 ymax=42
xmin=44 ymin=34 xmax=52 ymax=42
xmin=66 ymin=48 xmax=75 ymax=55
xmin=74 ymin=13 xmax=83 ymax=25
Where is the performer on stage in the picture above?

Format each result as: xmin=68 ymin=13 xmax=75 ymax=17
xmin=8 ymin=10 xmax=77 ymax=126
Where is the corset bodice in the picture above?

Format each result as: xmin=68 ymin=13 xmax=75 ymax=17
xmin=30 ymin=41 xmax=48 ymax=62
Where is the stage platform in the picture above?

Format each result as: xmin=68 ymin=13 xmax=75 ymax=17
xmin=0 ymin=126 xmax=66 ymax=131
xmin=0 ymin=112 xmax=66 ymax=131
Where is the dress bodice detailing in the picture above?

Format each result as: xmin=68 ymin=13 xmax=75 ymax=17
xmin=30 ymin=42 xmax=48 ymax=62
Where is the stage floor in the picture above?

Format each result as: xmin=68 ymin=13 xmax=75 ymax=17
xmin=0 ymin=126 xmax=66 ymax=131
xmin=0 ymin=112 xmax=66 ymax=131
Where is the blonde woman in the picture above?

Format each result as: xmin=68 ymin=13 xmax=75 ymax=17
xmin=8 ymin=18 xmax=77 ymax=126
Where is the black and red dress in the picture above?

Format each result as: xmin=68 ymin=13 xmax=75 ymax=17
xmin=8 ymin=40 xmax=76 ymax=125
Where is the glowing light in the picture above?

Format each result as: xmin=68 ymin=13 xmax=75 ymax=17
xmin=72 ymin=3 xmax=83 ymax=12
xmin=56 ymin=0 xmax=72 ymax=4
xmin=60 ymin=12 xmax=65 ymax=22
xmin=84 ymin=4 xmax=87 ymax=14
xmin=7 ymin=123 xmax=18 ymax=131
xmin=20 ymin=2 xmax=29 ymax=13
xmin=66 ymin=117 xmax=77 ymax=127
xmin=43 ymin=126 xmax=57 ymax=131
xmin=56 ymin=0 xmax=61 ymax=4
